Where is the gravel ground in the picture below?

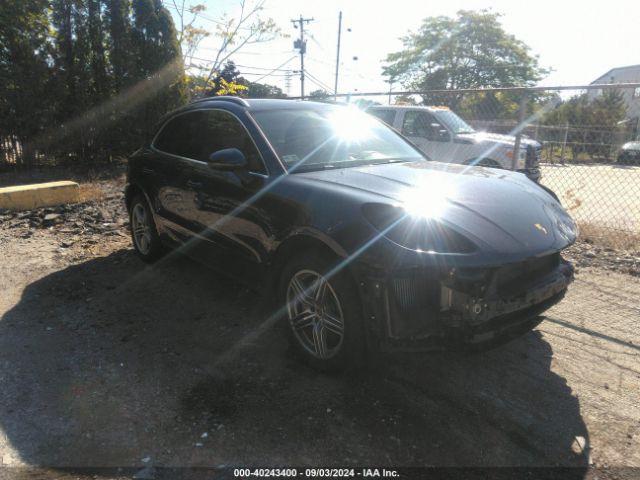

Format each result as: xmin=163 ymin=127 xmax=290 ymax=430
xmin=0 ymin=177 xmax=639 ymax=478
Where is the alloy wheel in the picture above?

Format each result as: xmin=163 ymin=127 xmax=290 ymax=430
xmin=131 ymin=203 xmax=152 ymax=255
xmin=286 ymin=269 xmax=345 ymax=360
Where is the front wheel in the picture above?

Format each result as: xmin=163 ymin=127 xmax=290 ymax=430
xmin=129 ymin=194 xmax=164 ymax=262
xmin=279 ymin=252 xmax=365 ymax=371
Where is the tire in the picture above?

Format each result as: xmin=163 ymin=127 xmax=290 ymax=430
xmin=278 ymin=250 xmax=366 ymax=371
xmin=129 ymin=194 xmax=164 ymax=263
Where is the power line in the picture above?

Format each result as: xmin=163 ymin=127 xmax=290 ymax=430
xmin=304 ymin=73 xmax=331 ymax=93
xmin=306 ymin=56 xmax=367 ymax=81
xmin=232 ymin=63 xmax=295 ymax=72
xmin=186 ymin=64 xmax=290 ymax=77
xmin=164 ymin=3 xmax=255 ymax=31
xmin=305 ymin=70 xmax=333 ymax=91
xmin=188 ymin=55 xmax=294 ymax=74
xmin=196 ymin=45 xmax=294 ymax=55
xmin=253 ymin=56 xmax=298 ymax=82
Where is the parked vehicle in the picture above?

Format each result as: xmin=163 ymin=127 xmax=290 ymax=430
xmin=369 ymin=105 xmax=542 ymax=182
xmin=617 ymin=141 xmax=640 ymax=165
xmin=126 ymin=97 xmax=575 ymax=370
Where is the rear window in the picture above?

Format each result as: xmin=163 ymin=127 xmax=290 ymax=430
xmin=153 ymin=111 xmax=203 ymax=159
xmin=369 ymin=109 xmax=396 ymax=126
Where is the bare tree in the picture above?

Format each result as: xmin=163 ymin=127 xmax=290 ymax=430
xmin=167 ymin=1 xmax=210 ymax=63
xmin=164 ymin=0 xmax=280 ymax=83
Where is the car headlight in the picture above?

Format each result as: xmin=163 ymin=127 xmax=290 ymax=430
xmin=362 ymin=203 xmax=477 ymax=253
xmin=505 ymin=147 xmax=527 ymax=167
xmin=546 ymin=202 xmax=578 ymax=243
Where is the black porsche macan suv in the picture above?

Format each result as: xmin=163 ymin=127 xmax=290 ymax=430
xmin=125 ymin=96 xmax=576 ymax=370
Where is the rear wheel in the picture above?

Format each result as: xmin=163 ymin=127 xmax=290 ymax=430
xmin=279 ymin=252 xmax=365 ymax=371
xmin=129 ymin=194 xmax=164 ymax=262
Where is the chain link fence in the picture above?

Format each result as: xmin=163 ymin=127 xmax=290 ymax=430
xmin=328 ymin=84 xmax=640 ymax=247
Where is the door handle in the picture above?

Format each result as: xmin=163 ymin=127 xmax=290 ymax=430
xmin=142 ymin=167 xmax=155 ymax=175
xmin=187 ymin=180 xmax=203 ymax=189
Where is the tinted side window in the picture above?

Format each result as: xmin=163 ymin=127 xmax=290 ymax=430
xmin=402 ymin=111 xmax=443 ymax=139
xmin=370 ymin=109 xmax=396 ymax=126
xmin=154 ymin=111 xmax=203 ymax=158
xmin=197 ymin=110 xmax=266 ymax=173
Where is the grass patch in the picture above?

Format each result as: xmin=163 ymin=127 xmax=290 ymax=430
xmin=78 ymin=183 xmax=107 ymax=203
xmin=578 ymin=222 xmax=640 ymax=251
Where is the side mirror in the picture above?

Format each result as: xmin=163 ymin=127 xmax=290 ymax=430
xmin=207 ymin=148 xmax=248 ymax=171
xmin=436 ymin=129 xmax=451 ymax=142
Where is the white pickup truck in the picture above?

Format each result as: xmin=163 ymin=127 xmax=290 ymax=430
xmin=369 ymin=105 xmax=542 ymax=182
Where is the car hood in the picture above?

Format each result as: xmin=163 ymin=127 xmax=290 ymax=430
xmin=295 ymin=161 xmax=576 ymax=257
xmin=456 ymin=131 xmax=541 ymax=149
xmin=622 ymin=141 xmax=640 ymax=151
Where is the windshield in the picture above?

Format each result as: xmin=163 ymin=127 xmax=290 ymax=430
xmin=434 ymin=109 xmax=476 ymax=134
xmin=251 ymin=106 xmax=425 ymax=172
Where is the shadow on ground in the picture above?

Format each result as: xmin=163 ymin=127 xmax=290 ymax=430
xmin=0 ymin=249 xmax=589 ymax=474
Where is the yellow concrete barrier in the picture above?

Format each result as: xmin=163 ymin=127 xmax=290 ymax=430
xmin=0 ymin=181 xmax=80 ymax=211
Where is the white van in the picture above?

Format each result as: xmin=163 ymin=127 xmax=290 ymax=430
xmin=369 ymin=105 xmax=541 ymax=182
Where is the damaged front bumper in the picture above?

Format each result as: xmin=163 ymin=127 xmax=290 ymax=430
xmin=360 ymin=253 xmax=574 ymax=352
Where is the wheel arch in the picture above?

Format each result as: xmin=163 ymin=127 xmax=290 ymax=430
xmin=269 ymin=232 xmax=360 ymax=295
xmin=125 ymin=183 xmax=154 ymax=212
xmin=124 ymin=183 xmax=143 ymax=211
xmin=270 ymin=232 xmax=372 ymax=362
xmin=125 ymin=183 xmax=162 ymax=238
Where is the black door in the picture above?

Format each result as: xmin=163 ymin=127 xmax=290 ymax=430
xmin=151 ymin=110 xmax=205 ymax=243
xmin=181 ymin=109 xmax=273 ymax=284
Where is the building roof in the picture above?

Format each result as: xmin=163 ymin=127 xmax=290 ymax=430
xmin=591 ymin=64 xmax=640 ymax=84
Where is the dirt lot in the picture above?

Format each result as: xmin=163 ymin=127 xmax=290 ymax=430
xmin=541 ymin=163 xmax=640 ymax=234
xmin=0 ymin=174 xmax=639 ymax=478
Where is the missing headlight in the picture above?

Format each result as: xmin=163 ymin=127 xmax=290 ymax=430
xmin=362 ymin=203 xmax=477 ymax=253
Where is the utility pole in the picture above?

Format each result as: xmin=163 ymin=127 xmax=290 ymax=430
xmin=285 ymin=70 xmax=292 ymax=95
xmin=334 ymin=11 xmax=342 ymax=101
xmin=291 ymin=15 xmax=314 ymax=99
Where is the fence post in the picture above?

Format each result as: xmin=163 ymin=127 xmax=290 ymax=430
xmin=512 ymin=93 xmax=528 ymax=170
xmin=560 ymin=123 xmax=568 ymax=164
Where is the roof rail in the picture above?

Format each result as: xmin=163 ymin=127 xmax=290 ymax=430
xmin=189 ymin=95 xmax=250 ymax=107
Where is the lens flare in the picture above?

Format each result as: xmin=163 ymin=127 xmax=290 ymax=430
xmin=400 ymin=177 xmax=453 ymax=219
xmin=326 ymin=107 xmax=375 ymax=142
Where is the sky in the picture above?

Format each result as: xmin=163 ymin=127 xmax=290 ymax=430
xmin=172 ymin=0 xmax=640 ymax=97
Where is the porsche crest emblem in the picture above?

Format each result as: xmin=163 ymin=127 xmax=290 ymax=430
xmin=534 ymin=223 xmax=548 ymax=235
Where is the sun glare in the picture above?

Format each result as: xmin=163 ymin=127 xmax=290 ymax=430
xmin=327 ymin=107 xmax=375 ymax=142
xmin=400 ymin=178 xmax=453 ymax=219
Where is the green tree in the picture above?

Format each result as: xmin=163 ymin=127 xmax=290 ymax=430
xmin=50 ymin=1 xmax=96 ymax=158
xmin=100 ymin=0 xmax=186 ymax=151
xmin=0 ymin=0 xmax=52 ymax=166
xmin=245 ymin=82 xmax=286 ymax=98
xmin=0 ymin=0 xmax=188 ymax=167
xmin=383 ymin=10 xmax=547 ymax=110
xmin=131 ymin=0 xmax=186 ymax=107
xmin=106 ymin=0 xmax=132 ymax=92
xmin=87 ymin=0 xmax=109 ymax=100
xmin=543 ymin=90 xmax=627 ymax=160
xmin=210 ymin=60 xmax=244 ymax=93
xmin=309 ymin=89 xmax=330 ymax=101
